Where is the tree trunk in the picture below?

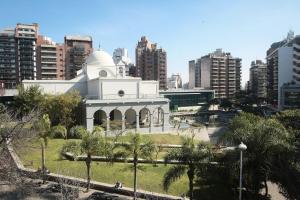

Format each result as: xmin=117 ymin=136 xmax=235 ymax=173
xmin=264 ymin=178 xmax=268 ymax=197
xmin=41 ymin=142 xmax=46 ymax=184
xmin=86 ymin=154 xmax=91 ymax=191
xmin=187 ymin=165 xmax=195 ymax=200
xmin=133 ymin=156 xmax=138 ymax=200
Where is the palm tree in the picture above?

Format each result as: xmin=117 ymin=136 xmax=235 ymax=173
xmin=116 ymin=133 xmax=155 ymax=200
xmin=221 ymin=112 xmax=292 ymax=198
xmin=79 ymin=126 xmax=105 ymax=191
xmin=34 ymin=114 xmax=52 ymax=183
xmin=163 ymin=137 xmax=212 ymax=200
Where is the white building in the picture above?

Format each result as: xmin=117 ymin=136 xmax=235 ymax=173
xmin=167 ymin=74 xmax=182 ymax=89
xmin=23 ymin=49 xmax=171 ymax=133
xmin=113 ymin=48 xmax=134 ymax=76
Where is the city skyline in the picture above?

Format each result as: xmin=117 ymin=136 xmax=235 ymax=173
xmin=1 ymin=0 xmax=300 ymax=86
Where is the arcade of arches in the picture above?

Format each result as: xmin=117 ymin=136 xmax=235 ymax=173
xmin=88 ymin=105 xmax=169 ymax=134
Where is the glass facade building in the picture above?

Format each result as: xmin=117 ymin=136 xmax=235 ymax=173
xmin=160 ymin=89 xmax=214 ymax=111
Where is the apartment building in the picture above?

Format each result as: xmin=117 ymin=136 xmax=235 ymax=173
xmin=167 ymin=73 xmax=182 ymax=89
xmin=266 ymin=31 xmax=295 ymax=105
xmin=135 ymin=36 xmax=167 ymax=89
xmin=249 ymin=60 xmax=267 ymax=98
xmin=188 ymin=59 xmax=201 ymax=89
xmin=65 ymin=35 xmax=93 ymax=79
xmin=15 ymin=23 xmax=39 ymax=83
xmin=36 ymin=36 xmax=58 ymax=79
xmin=200 ymin=49 xmax=241 ymax=99
xmin=0 ymin=28 xmax=17 ymax=89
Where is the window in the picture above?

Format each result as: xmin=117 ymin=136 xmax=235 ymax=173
xmin=118 ymin=90 xmax=125 ymax=97
xmin=100 ymin=70 xmax=107 ymax=77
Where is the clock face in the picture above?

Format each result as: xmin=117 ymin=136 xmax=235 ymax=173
xmin=118 ymin=90 xmax=125 ymax=97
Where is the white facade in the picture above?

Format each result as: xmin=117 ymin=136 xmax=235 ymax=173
xmin=113 ymin=48 xmax=134 ymax=76
xmin=23 ymin=49 xmax=171 ymax=133
xmin=167 ymin=74 xmax=182 ymax=89
xmin=278 ymin=46 xmax=294 ymax=107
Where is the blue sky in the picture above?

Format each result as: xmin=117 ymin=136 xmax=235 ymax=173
xmin=1 ymin=0 xmax=300 ymax=86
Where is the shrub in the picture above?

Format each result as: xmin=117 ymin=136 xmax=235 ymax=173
xmin=69 ymin=125 xmax=86 ymax=139
xmin=52 ymin=125 xmax=67 ymax=139
xmin=60 ymin=140 xmax=80 ymax=159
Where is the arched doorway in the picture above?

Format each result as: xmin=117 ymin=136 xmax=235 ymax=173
xmin=93 ymin=110 xmax=107 ymax=129
xmin=139 ymin=108 xmax=151 ymax=128
xmin=153 ymin=107 xmax=164 ymax=127
xmin=109 ymin=109 xmax=122 ymax=130
xmin=125 ymin=109 xmax=136 ymax=129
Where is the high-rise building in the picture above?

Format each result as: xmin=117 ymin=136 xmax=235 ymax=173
xmin=249 ymin=60 xmax=267 ymax=98
xmin=64 ymin=35 xmax=93 ymax=79
xmin=266 ymin=31 xmax=296 ymax=106
xmin=188 ymin=60 xmax=195 ymax=89
xmin=37 ymin=36 xmax=58 ymax=80
xmin=188 ymin=59 xmax=201 ymax=89
xmin=56 ymin=44 xmax=65 ymax=80
xmin=36 ymin=36 xmax=65 ymax=80
xmin=15 ymin=23 xmax=39 ymax=83
xmin=113 ymin=48 xmax=135 ymax=76
xmin=200 ymin=49 xmax=241 ymax=99
xmin=0 ymin=28 xmax=17 ymax=89
xmin=135 ymin=36 xmax=167 ymax=89
xmin=167 ymin=73 xmax=182 ymax=89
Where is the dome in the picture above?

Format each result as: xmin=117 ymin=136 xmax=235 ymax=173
xmin=86 ymin=49 xmax=115 ymax=67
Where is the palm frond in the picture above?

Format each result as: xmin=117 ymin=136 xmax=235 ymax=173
xmin=163 ymin=165 xmax=186 ymax=191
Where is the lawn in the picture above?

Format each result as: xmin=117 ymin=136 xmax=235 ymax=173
xmin=16 ymin=134 xmax=189 ymax=196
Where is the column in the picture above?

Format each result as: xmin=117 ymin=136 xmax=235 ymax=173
xmin=86 ymin=117 xmax=94 ymax=132
xmin=106 ymin=116 xmax=110 ymax=136
xmin=149 ymin=113 xmax=153 ymax=133
xmin=136 ymin=113 xmax=140 ymax=132
xmin=122 ymin=115 xmax=126 ymax=132
xmin=163 ymin=112 xmax=170 ymax=132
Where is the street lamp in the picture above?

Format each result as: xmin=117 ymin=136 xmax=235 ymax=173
xmin=237 ymin=142 xmax=247 ymax=200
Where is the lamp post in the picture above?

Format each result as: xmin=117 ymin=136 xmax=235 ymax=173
xmin=237 ymin=142 xmax=247 ymax=200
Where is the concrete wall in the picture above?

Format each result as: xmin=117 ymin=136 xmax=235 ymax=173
xmin=23 ymin=79 xmax=87 ymax=96
xmin=139 ymin=81 xmax=158 ymax=98
xmin=102 ymin=80 xmax=138 ymax=99
xmin=87 ymin=78 xmax=99 ymax=99
xmin=201 ymin=57 xmax=211 ymax=88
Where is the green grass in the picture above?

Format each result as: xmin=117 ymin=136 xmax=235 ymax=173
xmin=16 ymin=134 xmax=189 ymax=196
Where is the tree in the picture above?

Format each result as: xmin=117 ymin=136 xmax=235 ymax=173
xmin=79 ymin=127 xmax=107 ymax=191
xmin=69 ymin=125 xmax=86 ymax=139
xmin=163 ymin=137 xmax=212 ymax=200
xmin=221 ymin=112 xmax=295 ymax=199
xmin=115 ymin=133 xmax=155 ymax=200
xmin=220 ymin=98 xmax=233 ymax=111
xmin=43 ymin=91 xmax=81 ymax=129
xmin=0 ymin=106 xmax=40 ymax=185
xmin=34 ymin=114 xmax=52 ymax=184
xmin=14 ymin=85 xmax=44 ymax=116
xmin=153 ymin=143 xmax=163 ymax=167
xmin=51 ymin=125 xmax=67 ymax=139
xmin=273 ymin=110 xmax=300 ymax=199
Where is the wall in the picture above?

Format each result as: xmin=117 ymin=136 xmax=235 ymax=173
xmin=87 ymin=78 xmax=99 ymax=99
xmin=102 ymin=80 xmax=138 ymax=99
xmin=278 ymin=46 xmax=293 ymax=106
xmin=201 ymin=57 xmax=211 ymax=88
xmin=139 ymin=81 xmax=158 ymax=98
xmin=23 ymin=79 xmax=87 ymax=96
